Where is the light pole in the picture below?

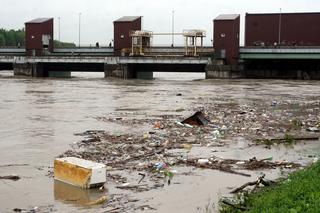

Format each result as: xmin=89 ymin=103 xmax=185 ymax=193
xmin=58 ymin=17 xmax=61 ymax=42
xmin=172 ymin=10 xmax=175 ymax=47
xmin=78 ymin=12 xmax=81 ymax=48
xmin=278 ymin=8 xmax=282 ymax=45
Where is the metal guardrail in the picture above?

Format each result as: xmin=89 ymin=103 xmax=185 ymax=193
xmin=54 ymin=48 xmax=113 ymax=53
xmin=240 ymin=46 xmax=320 ymax=53
xmin=0 ymin=56 xmax=210 ymax=65
xmin=119 ymin=56 xmax=210 ymax=64
xmin=0 ymin=46 xmax=214 ymax=54
xmin=0 ymin=48 xmax=25 ymax=53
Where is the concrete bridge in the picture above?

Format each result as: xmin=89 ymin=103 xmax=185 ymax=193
xmin=0 ymin=46 xmax=221 ymax=79
xmin=0 ymin=54 xmax=217 ymax=78
xmin=2 ymin=46 xmax=320 ymax=79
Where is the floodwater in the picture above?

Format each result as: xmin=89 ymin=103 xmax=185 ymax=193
xmin=0 ymin=70 xmax=320 ymax=212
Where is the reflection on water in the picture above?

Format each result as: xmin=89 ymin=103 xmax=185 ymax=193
xmin=54 ymin=180 xmax=103 ymax=207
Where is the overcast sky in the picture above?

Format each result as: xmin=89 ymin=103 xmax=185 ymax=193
xmin=1 ymin=0 xmax=319 ymax=46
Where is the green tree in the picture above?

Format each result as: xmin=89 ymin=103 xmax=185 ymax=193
xmin=0 ymin=34 xmax=5 ymax=46
xmin=15 ymin=29 xmax=25 ymax=46
xmin=5 ymin=30 xmax=17 ymax=46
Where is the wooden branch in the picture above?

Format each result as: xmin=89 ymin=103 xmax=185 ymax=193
xmin=0 ymin=175 xmax=20 ymax=181
xmin=231 ymin=174 xmax=265 ymax=194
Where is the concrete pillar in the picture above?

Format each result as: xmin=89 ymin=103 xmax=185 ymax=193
xmin=13 ymin=62 xmax=47 ymax=77
xmin=104 ymin=63 xmax=134 ymax=79
xmin=13 ymin=63 xmax=33 ymax=76
xmin=205 ymin=64 xmax=232 ymax=79
xmin=104 ymin=64 xmax=153 ymax=80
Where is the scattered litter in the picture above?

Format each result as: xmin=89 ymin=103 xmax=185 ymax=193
xmin=57 ymin=100 xmax=320 ymax=211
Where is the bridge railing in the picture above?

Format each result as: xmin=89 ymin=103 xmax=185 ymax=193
xmin=241 ymin=46 xmax=320 ymax=49
xmin=240 ymin=46 xmax=320 ymax=54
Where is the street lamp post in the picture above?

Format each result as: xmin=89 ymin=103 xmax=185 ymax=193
xmin=172 ymin=10 xmax=175 ymax=47
xmin=278 ymin=8 xmax=282 ymax=45
xmin=58 ymin=17 xmax=61 ymax=42
xmin=78 ymin=13 xmax=81 ymax=48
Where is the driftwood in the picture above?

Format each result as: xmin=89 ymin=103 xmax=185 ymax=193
xmin=116 ymin=184 xmax=149 ymax=192
xmin=0 ymin=175 xmax=20 ymax=181
xmin=221 ymin=200 xmax=247 ymax=211
xmin=231 ymin=174 xmax=267 ymax=194
xmin=134 ymin=205 xmax=157 ymax=211
xmin=179 ymin=159 xmax=251 ymax=177
xmin=0 ymin=164 xmax=29 ymax=168
xmin=138 ymin=173 xmax=146 ymax=184
xmin=257 ymin=135 xmax=319 ymax=142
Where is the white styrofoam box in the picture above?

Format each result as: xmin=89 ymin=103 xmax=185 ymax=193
xmin=54 ymin=157 xmax=106 ymax=189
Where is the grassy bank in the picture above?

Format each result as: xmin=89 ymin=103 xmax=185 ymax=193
xmin=221 ymin=161 xmax=320 ymax=212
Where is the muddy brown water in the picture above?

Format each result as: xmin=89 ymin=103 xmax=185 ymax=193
xmin=0 ymin=71 xmax=320 ymax=212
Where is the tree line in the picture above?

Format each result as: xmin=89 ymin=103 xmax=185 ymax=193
xmin=0 ymin=29 xmax=25 ymax=46
xmin=0 ymin=28 xmax=76 ymax=47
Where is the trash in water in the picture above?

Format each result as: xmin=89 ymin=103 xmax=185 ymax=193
xmin=74 ymin=130 xmax=105 ymax=136
xmin=212 ymin=130 xmax=221 ymax=140
xmin=54 ymin=157 xmax=106 ymax=189
xmin=176 ymin=108 xmax=185 ymax=112
xmin=175 ymin=121 xmax=184 ymax=127
xmin=86 ymin=195 xmax=108 ymax=206
xmin=271 ymin=101 xmax=277 ymax=107
xmin=307 ymin=127 xmax=319 ymax=132
xmin=181 ymin=111 xmax=209 ymax=126
xmin=154 ymin=162 xmax=167 ymax=170
xmin=184 ymin=123 xmax=193 ymax=128
xmin=197 ymin=159 xmax=210 ymax=165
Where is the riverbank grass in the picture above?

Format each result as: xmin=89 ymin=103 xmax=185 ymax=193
xmin=221 ymin=161 xmax=320 ymax=212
